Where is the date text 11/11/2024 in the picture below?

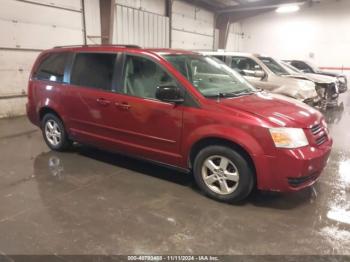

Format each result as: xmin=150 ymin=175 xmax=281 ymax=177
xmin=127 ymin=255 xmax=220 ymax=261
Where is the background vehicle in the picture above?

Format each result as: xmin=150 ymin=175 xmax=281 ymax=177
xmin=201 ymin=51 xmax=320 ymax=106
xmin=27 ymin=45 xmax=332 ymax=203
xmin=281 ymin=61 xmax=340 ymax=109
xmin=284 ymin=60 xmax=348 ymax=93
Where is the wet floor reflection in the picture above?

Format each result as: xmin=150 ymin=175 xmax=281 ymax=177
xmin=29 ymin=145 xmax=350 ymax=254
xmin=318 ymin=94 xmax=350 ymax=252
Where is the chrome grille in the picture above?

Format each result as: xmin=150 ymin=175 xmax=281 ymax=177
xmin=316 ymin=134 xmax=327 ymax=145
xmin=310 ymin=123 xmax=328 ymax=146
xmin=311 ymin=124 xmax=322 ymax=135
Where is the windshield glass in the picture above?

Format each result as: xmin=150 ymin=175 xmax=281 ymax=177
xmin=259 ymin=57 xmax=289 ymax=76
xmin=306 ymin=61 xmax=320 ymax=72
xmin=163 ymin=54 xmax=256 ymax=98
xmin=281 ymin=61 xmax=302 ymax=74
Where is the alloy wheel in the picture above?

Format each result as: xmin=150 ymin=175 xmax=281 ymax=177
xmin=45 ymin=120 xmax=62 ymax=146
xmin=201 ymin=155 xmax=240 ymax=195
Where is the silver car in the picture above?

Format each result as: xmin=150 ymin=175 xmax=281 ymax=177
xmin=283 ymin=59 xmax=347 ymax=93
xmin=200 ymin=51 xmax=319 ymax=106
xmin=281 ymin=61 xmax=339 ymax=109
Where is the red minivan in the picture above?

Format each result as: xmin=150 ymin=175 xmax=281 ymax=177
xmin=26 ymin=45 xmax=332 ymax=203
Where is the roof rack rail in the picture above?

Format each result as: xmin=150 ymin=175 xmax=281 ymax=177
xmin=53 ymin=44 xmax=142 ymax=49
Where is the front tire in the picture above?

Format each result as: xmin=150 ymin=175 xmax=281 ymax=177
xmin=42 ymin=113 xmax=71 ymax=151
xmin=193 ymin=145 xmax=255 ymax=203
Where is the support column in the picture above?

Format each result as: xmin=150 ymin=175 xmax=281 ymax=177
xmin=216 ymin=14 xmax=231 ymax=50
xmin=100 ymin=0 xmax=114 ymax=44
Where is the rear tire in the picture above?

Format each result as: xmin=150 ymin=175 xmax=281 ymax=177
xmin=41 ymin=113 xmax=71 ymax=151
xmin=193 ymin=145 xmax=255 ymax=203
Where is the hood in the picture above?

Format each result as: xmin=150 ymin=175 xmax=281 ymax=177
xmin=317 ymin=70 xmax=344 ymax=78
xmin=305 ymin=73 xmax=336 ymax=83
xmin=218 ymin=92 xmax=322 ymax=128
xmin=275 ymin=76 xmax=318 ymax=100
xmin=285 ymin=73 xmax=335 ymax=84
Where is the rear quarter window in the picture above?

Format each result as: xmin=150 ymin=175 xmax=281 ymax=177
xmin=34 ymin=52 xmax=69 ymax=82
xmin=213 ymin=56 xmax=225 ymax=62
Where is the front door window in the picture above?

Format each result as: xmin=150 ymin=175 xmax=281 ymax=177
xmin=122 ymin=55 xmax=176 ymax=99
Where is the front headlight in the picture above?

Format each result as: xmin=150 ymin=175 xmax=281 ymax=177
xmin=269 ymin=128 xmax=309 ymax=148
xmin=338 ymin=76 xmax=346 ymax=84
xmin=316 ymin=85 xmax=326 ymax=98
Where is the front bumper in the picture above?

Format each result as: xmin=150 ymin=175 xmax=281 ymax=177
xmin=256 ymin=138 xmax=332 ymax=192
xmin=339 ymin=82 xmax=347 ymax=93
xmin=303 ymin=96 xmax=321 ymax=107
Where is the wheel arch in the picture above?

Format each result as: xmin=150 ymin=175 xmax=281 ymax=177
xmin=39 ymin=107 xmax=62 ymax=122
xmin=188 ymin=137 xmax=256 ymax=176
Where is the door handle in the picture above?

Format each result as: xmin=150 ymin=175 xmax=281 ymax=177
xmin=115 ymin=102 xmax=131 ymax=110
xmin=96 ymin=98 xmax=111 ymax=106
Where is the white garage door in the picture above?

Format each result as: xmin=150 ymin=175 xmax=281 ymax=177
xmin=171 ymin=0 xmax=214 ymax=50
xmin=0 ymin=0 xmax=85 ymax=118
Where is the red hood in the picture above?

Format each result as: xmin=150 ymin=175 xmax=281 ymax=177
xmin=218 ymin=92 xmax=322 ymax=128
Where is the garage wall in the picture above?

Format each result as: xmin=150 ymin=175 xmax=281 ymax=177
xmin=236 ymin=0 xmax=350 ymax=78
xmin=171 ymin=0 xmax=215 ymax=50
xmin=0 ymin=0 xmax=101 ymax=118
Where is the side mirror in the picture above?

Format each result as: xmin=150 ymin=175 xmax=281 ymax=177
xmin=242 ymin=69 xmax=265 ymax=79
xmin=155 ymin=85 xmax=184 ymax=103
xmin=254 ymin=70 xmax=266 ymax=79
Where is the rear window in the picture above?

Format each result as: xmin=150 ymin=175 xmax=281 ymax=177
xmin=34 ymin=52 xmax=69 ymax=82
xmin=71 ymin=53 xmax=117 ymax=90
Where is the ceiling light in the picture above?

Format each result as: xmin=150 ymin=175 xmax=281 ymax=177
xmin=275 ymin=4 xmax=300 ymax=13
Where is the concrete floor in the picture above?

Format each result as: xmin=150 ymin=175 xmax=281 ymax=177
xmin=0 ymin=94 xmax=349 ymax=256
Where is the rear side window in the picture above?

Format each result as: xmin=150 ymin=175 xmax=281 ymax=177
xmin=35 ymin=52 xmax=69 ymax=82
xmin=71 ymin=53 xmax=117 ymax=90
xmin=213 ymin=56 xmax=225 ymax=62
xmin=231 ymin=57 xmax=262 ymax=71
xmin=291 ymin=61 xmax=313 ymax=73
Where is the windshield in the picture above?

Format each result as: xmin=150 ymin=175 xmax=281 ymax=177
xmin=281 ymin=61 xmax=302 ymax=74
xmin=163 ymin=54 xmax=256 ymax=98
xmin=259 ymin=57 xmax=289 ymax=76
xmin=305 ymin=61 xmax=320 ymax=72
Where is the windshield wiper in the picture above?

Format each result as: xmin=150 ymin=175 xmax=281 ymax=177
xmin=230 ymin=90 xmax=256 ymax=96
xmin=205 ymin=90 xmax=256 ymax=99
xmin=205 ymin=92 xmax=238 ymax=98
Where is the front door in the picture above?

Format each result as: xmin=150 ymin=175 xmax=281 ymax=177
xmin=105 ymin=54 xmax=184 ymax=166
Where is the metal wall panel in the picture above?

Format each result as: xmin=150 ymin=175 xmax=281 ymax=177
xmin=0 ymin=50 xmax=38 ymax=96
xmin=171 ymin=0 xmax=214 ymax=50
xmin=0 ymin=0 xmax=83 ymax=49
xmin=116 ymin=0 xmax=166 ymax=16
xmin=0 ymin=20 xmax=83 ymax=50
xmin=0 ymin=97 xmax=27 ymax=118
xmin=23 ymin=0 xmax=82 ymax=11
xmin=113 ymin=4 xmax=169 ymax=48
xmin=84 ymin=0 xmax=102 ymax=44
xmin=172 ymin=30 xmax=213 ymax=50
xmin=226 ymin=23 xmax=242 ymax=51
xmin=0 ymin=0 xmax=86 ymax=117
xmin=0 ymin=0 xmax=82 ymax=32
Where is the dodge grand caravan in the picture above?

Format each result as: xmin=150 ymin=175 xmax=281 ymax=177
xmin=27 ymin=45 xmax=332 ymax=203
